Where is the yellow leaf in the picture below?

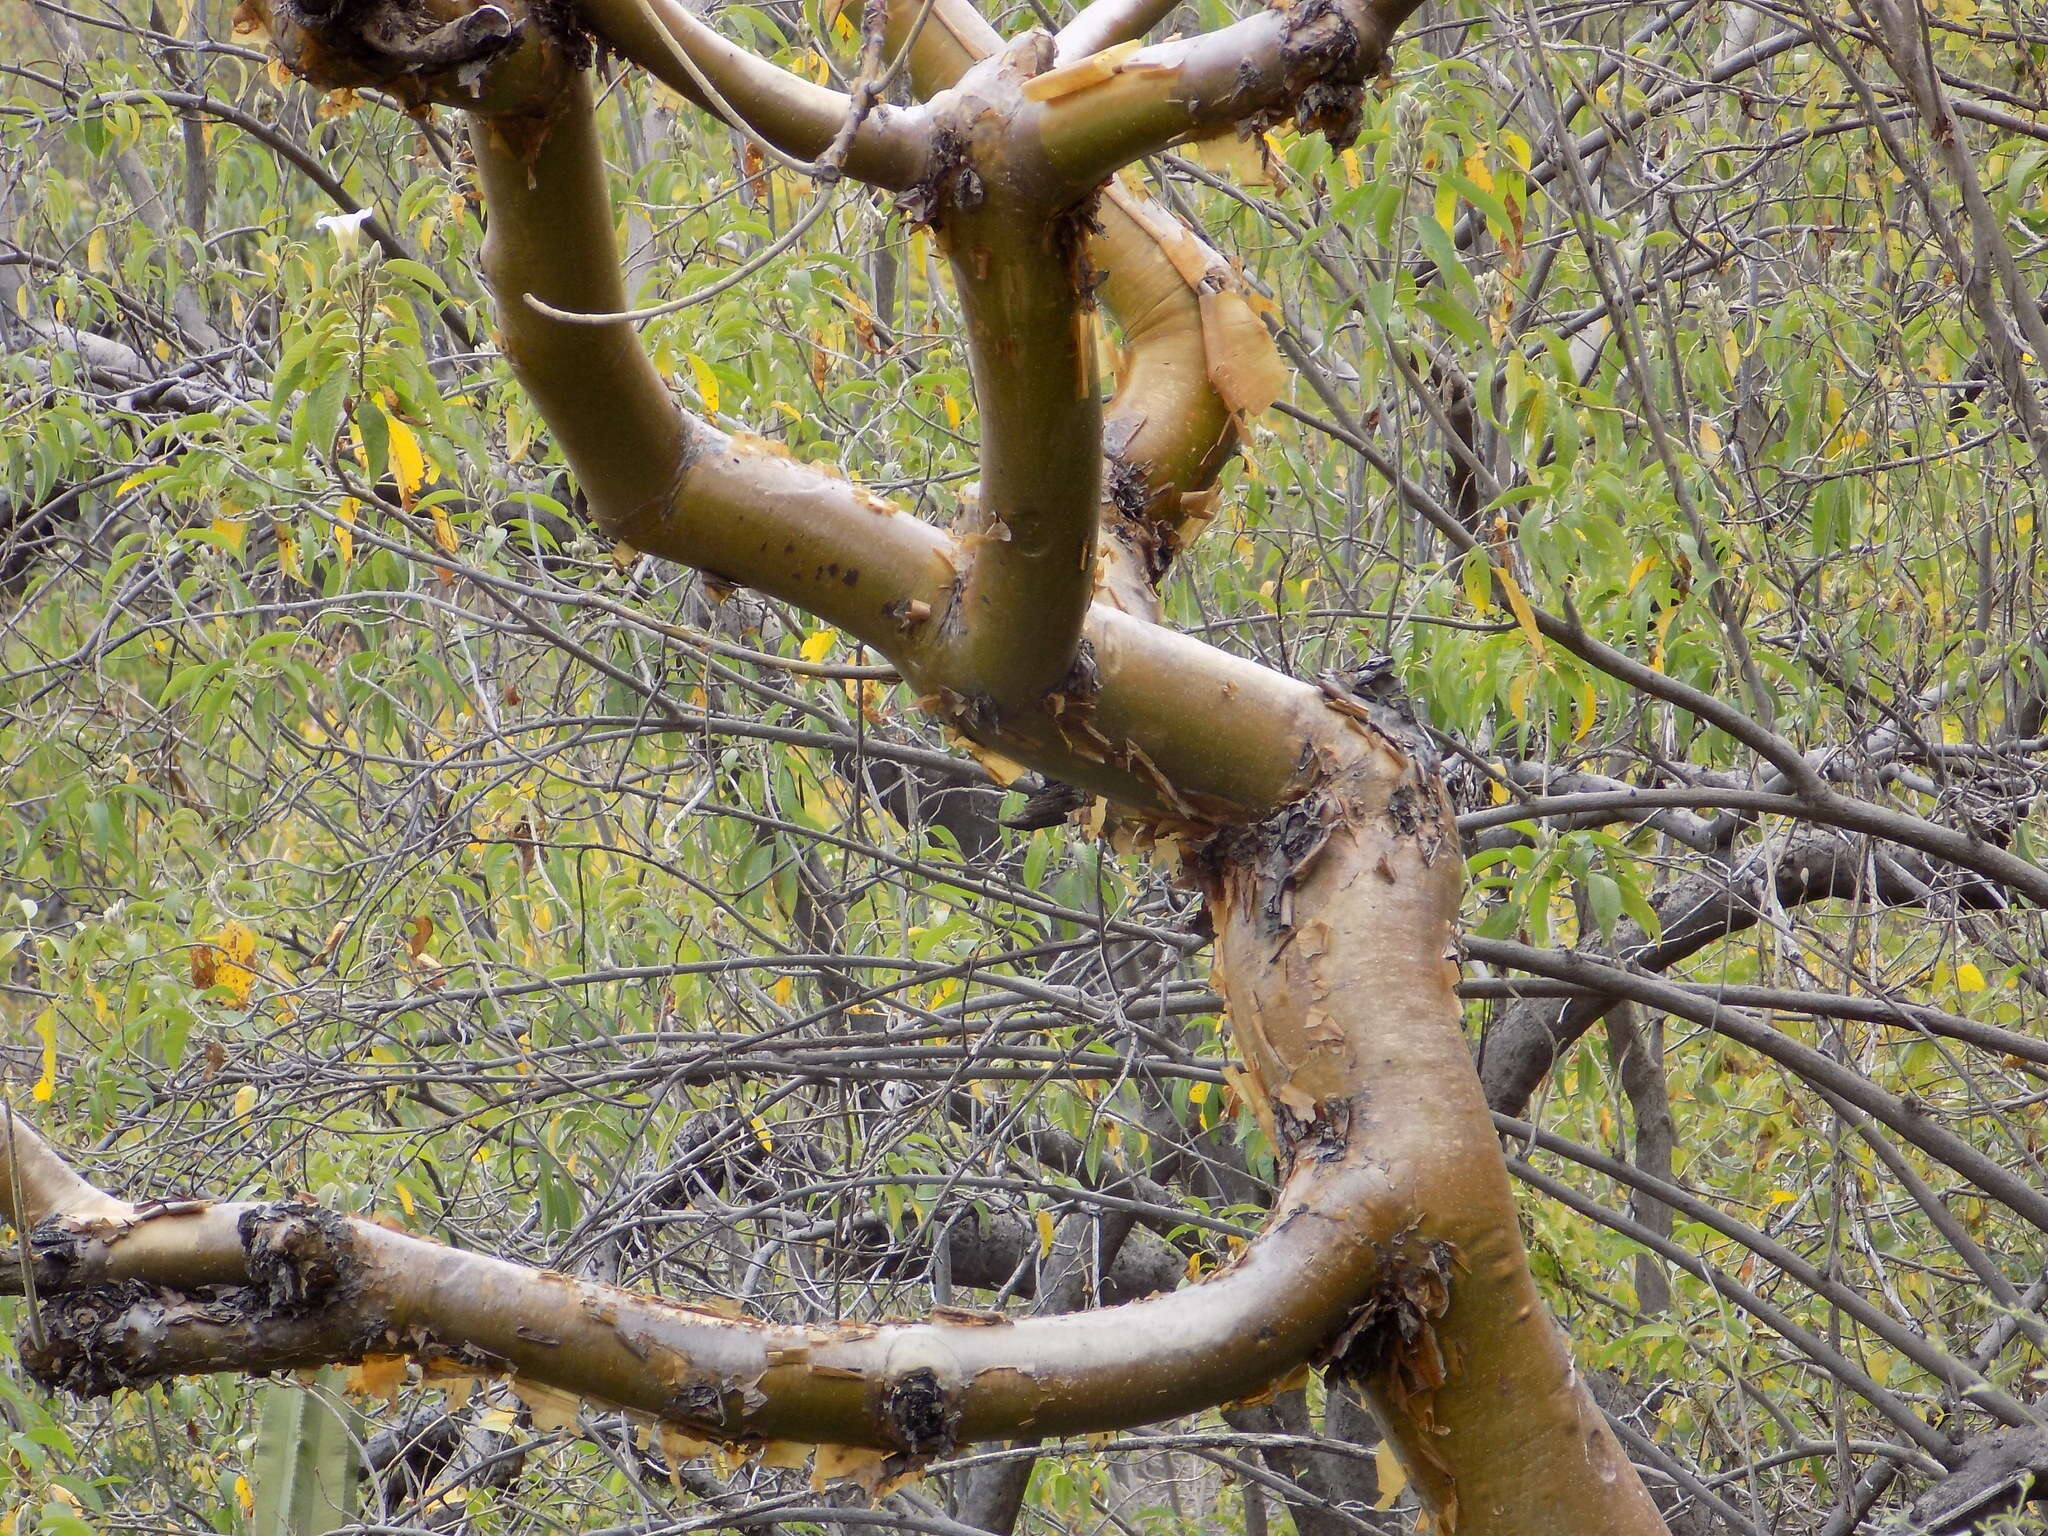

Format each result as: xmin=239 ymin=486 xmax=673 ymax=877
xmin=1373 ymin=1441 xmax=1406 ymax=1509
xmin=1340 ymin=149 xmax=1362 ymax=188
xmin=86 ymin=227 xmax=108 ymax=274
xmin=1035 ymin=1207 xmax=1056 ymax=1256
xmin=31 ymin=1009 xmax=56 ymax=1103
xmin=511 ymin=1379 xmax=581 ymax=1431
xmin=942 ymin=392 xmax=962 ymax=432
xmin=430 ymin=504 xmax=459 ymax=554
xmin=1698 ymin=420 xmax=1722 ymax=455
xmin=1497 ymin=570 xmax=1547 ymax=660
xmin=1572 ymin=674 xmax=1597 ymax=741
xmin=800 ymin=629 xmax=838 ymax=663
xmin=813 ymin=1442 xmax=889 ymax=1492
xmin=382 ymin=408 xmax=425 ymax=508
xmin=1191 ymin=129 xmax=1271 ymax=186
xmin=233 ymin=1083 xmax=257 ymax=1119
xmin=214 ymin=921 xmax=257 ymax=1005
xmin=1187 ymin=1080 xmax=1210 ymax=1106
xmin=1957 ymin=962 xmax=1987 ymax=992
xmin=234 ymin=1475 xmax=254 ymax=1517
xmin=1462 ymin=151 xmax=1494 ymax=194
xmin=686 ymin=352 xmax=721 ymax=416
xmin=1434 ymin=177 xmax=1458 ymax=235
xmin=395 ymin=1181 xmax=416 ymax=1219
xmin=749 ymin=1113 xmax=774 ymax=1151
xmin=1625 ymin=553 xmax=1660 ymax=593
xmin=335 ymin=496 xmax=358 ymax=566
xmin=1506 ymin=667 xmax=1533 ymax=722
xmin=661 ymin=1422 xmax=715 ymax=1467
xmin=960 ymin=736 xmax=1030 ymax=787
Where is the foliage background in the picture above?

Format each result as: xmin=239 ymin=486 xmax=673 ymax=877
xmin=3 ymin=0 xmax=2047 ymax=1529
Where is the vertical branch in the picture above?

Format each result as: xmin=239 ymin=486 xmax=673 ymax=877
xmin=926 ymin=41 xmax=1104 ymax=712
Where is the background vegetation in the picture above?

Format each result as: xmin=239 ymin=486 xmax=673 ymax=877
xmin=3 ymin=0 xmax=2047 ymax=1528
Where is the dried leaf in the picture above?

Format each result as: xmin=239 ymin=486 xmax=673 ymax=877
xmin=1191 ymin=130 xmax=1272 ymax=186
xmin=1373 ymin=1440 xmax=1406 ymax=1509
xmin=660 ymin=1422 xmax=715 ymax=1469
xmin=760 ymin=1439 xmax=811 ymax=1469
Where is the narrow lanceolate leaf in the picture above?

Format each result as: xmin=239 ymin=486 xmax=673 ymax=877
xmin=251 ymin=1371 xmax=361 ymax=1536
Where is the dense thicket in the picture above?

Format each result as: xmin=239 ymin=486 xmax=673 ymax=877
xmin=4 ymin=0 xmax=2048 ymax=1529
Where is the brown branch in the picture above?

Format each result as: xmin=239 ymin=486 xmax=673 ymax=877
xmin=859 ymin=2 xmax=1258 ymax=627
xmin=5 ymin=712 xmax=1665 ymax=1533
xmin=916 ymin=34 xmax=1104 ymax=713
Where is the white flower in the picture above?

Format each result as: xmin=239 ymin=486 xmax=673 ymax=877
xmin=315 ymin=207 xmax=374 ymax=254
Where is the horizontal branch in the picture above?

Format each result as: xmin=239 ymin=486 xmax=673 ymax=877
xmin=1030 ymin=0 xmax=1418 ymax=191
xmin=578 ymin=0 xmax=932 ymax=189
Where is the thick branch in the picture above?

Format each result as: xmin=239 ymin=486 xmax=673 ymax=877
xmin=578 ymin=0 xmax=932 ymax=188
xmin=469 ymin=75 xmax=1317 ymax=818
xmin=1029 ymin=0 xmax=1418 ymax=192
xmin=920 ymin=38 xmax=1104 ymax=712
xmin=5 ymin=713 xmax=1664 ymax=1533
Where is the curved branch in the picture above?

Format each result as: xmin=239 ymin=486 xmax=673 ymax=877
xmin=1054 ymin=0 xmax=1181 ymax=65
xmin=469 ymin=72 xmax=1319 ymax=817
xmin=918 ymin=37 xmax=1104 ymax=712
xmin=579 ymin=0 xmax=933 ymax=189
xmin=1092 ymin=179 xmax=1266 ymax=618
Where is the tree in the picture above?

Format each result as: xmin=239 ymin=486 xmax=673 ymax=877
xmin=1 ymin=0 xmax=2044 ymax=1529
